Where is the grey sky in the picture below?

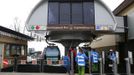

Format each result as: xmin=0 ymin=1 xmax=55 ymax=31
xmin=0 ymin=0 xmax=124 ymax=32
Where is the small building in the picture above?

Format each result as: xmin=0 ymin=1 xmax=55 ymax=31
xmin=90 ymin=0 xmax=134 ymax=73
xmin=0 ymin=26 xmax=34 ymax=68
xmin=90 ymin=0 xmax=134 ymax=55
xmin=113 ymin=0 xmax=134 ymax=52
xmin=113 ymin=0 xmax=134 ymax=73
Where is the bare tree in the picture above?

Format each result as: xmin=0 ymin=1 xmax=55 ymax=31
xmin=13 ymin=17 xmax=21 ymax=32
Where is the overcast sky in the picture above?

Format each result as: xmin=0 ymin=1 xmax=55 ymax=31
xmin=0 ymin=0 xmax=124 ymax=32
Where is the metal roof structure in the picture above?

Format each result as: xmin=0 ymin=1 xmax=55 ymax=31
xmin=25 ymin=0 xmax=125 ymax=47
xmin=26 ymin=0 xmax=117 ymax=32
xmin=113 ymin=0 xmax=134 ymax=15
xmin=0 ymin=26 xmax=34 ymax=40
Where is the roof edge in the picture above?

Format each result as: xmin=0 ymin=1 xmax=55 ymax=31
xmin=0 ymin=25 xmax=34 ymax=40
xmin=113 ymin=0 xmax=134 ymax=16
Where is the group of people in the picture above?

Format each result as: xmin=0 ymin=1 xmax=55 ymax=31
xmin=63 ymin=47 xmax=100 ymax=75
xmin=63 ymin=47 xmax=117 ymax=75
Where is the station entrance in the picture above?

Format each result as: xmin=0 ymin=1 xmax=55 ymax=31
xmin=1 ymin=0 xmax=134 ymax=75
xmin=1 ymin=41 xmax=133 ymax=75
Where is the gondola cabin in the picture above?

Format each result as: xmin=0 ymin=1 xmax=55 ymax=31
xmin=43 ymin=46 xmax=60 ymax=65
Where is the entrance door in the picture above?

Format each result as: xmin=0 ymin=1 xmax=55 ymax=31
xmin=0 ymin=43 xmax=4 ymax=69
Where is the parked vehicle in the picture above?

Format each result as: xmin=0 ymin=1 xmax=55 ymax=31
xmin=27 ymin=51 xmax=42 ymax=63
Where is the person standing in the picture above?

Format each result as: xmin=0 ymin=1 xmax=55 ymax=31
xmin=108 ymin=49 xmax=116 ymax=72
xmin=108 ymin=49 xmax=116 ymax=62
xmin=63 ymin=55 xmax=70 ymax=74
xmin=75 ymin=47 xmax=88 ymax=75
xmin=90 ymin=49 xmax=99 ymax=72
xmin=68 ymin=47 xmax=77 ymax=72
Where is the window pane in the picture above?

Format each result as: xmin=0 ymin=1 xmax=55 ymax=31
xmin=60 ymin=3 xmax=71 ymax=24
xmin=24 ymin=46 xmax=27 ymax=56
xmin=48 ymin=2 xmax=59 ymax=24
xmin=46 ymin=47 xmax=59 ymax=56
xmin=16 ymin=46 xmax=21 ymax=55
xmin=5 ymin=44 xmax=10 ymax=57
xmin=72 ymin=3 xmax=83 ymax=24
xmin=21 ymin=46 xmax=25 ymax=55
xmin=83 ymin=2 xmax=95 ymax=24
xmin=11 ymin=45 xmax=16 ymax=55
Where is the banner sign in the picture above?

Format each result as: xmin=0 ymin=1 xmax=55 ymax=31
xmin=29 ymin=24 xmax=95 ymax=31
xmin=95 ymin=25 xmax=113 ymax=31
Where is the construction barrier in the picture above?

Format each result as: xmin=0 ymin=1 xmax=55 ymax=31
xmin=47 ymin=59 xmax=52 ymax=65
xmin=20 ymin=60 xmax=26 ymax=64
xmin=32 ymin=60 xmax=37 ymax=64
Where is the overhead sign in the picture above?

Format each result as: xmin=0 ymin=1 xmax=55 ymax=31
xmin=29 ymin=25 xmax=47 ymax=30
xmin=28 ymin=24 xmax=115 ymax=31
xmin=29 ymin=24 xmax=95 ymax=31
xmin=47 ymin=24 xmax=95 ymax=31
xmin=95 ymin=25 xmax=113 ymax=31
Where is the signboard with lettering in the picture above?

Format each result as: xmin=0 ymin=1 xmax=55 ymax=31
xmin=95 ymin=25 xmax=113 ymax=31
xmin=28 ymin=24 xmax=115 ymax=32
xmin=28 ymin=24 xmax=95 ymax=31
xmin=47 ymin=25 xmax=95 ymax=31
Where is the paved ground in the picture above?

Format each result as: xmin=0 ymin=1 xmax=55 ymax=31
xmin=0 ymin=73 xmax=134 ymax=75
xmin=0 ymin=73 xmax=68 ymax=75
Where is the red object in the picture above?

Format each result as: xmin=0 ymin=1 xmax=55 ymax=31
xmin=3 ymin=59 xmax=8 ymax=68
xmin=68 ymin=48 xmax=76 ymax=58
xmin=36 ymin=25 xmax=40 ymax=30
xmin=47 ymin=59 xmax=52 ymax=65
xmin=32 ymin=60 xmax=37 ymax=64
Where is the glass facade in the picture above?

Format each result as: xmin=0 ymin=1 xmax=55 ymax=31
xmin=72 ymin=3 xmax=83 ymax=24
xmin=11 ymin=45 xmax=16 ymax=55
xmin=60 ymin=3 xmax=71 ymax=24
xmin=83 ymin=2 xmax=95 ymax=24
xmin=48 ymin=2 xmax=59 ymax=24
xmin=48 ymin=2 xmax=95 ymax=25
xmin=3 ymin=44 xmax=27 ymax=68
xmin=4 ymin=45 xmax=10 ymax=57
